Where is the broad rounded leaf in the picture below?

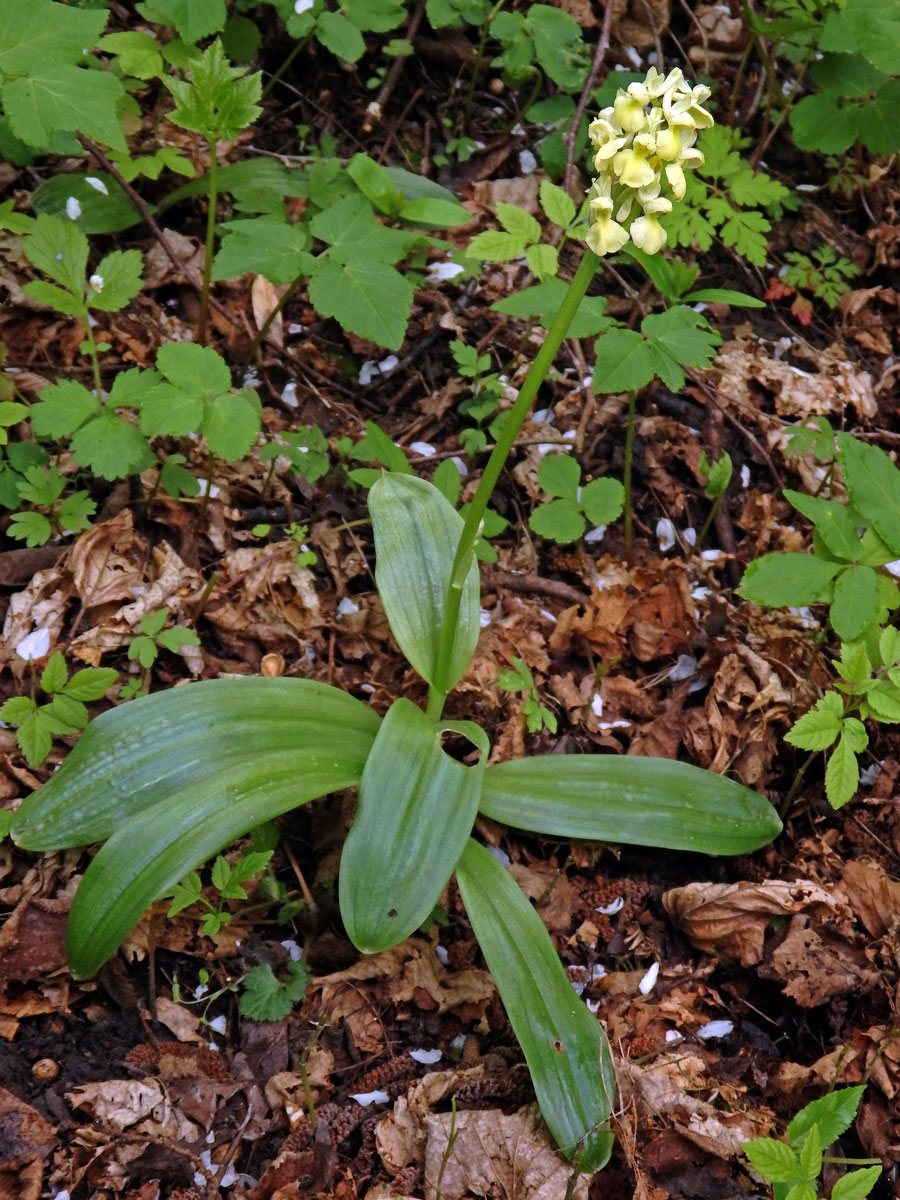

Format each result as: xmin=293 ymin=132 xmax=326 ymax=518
xmin=479 ymin=755 xmax=782 ymax=854
xmin=66 ymin=748 xmax=361 ymax=978
xmin=11 ymin=678 xmax=380 ymax=850
xmin=340 ymin=698 xmax=485 ymax=953
xmin=831 ymin=565 xmax=880 ymax=640
xmin=457 ymin=839 xmax=615 ymax=1171
xmin=369 ymin=472 xmax=480 ymax=691
xmin=738 ymin=552 xmax=840 ymax=607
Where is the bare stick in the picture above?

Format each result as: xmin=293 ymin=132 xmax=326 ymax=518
xmin=563 ymin=0 xmax=616 ymax=193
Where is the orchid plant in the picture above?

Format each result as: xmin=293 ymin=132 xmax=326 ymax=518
xmin=8 ymin=70 xmax=780 ymax=1180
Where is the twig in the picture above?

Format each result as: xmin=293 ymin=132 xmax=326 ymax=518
xmin=364 ymin=3 xmax=426 ymax=133
xmin=483 ymin=568 xmax=589 ymax=606
xmin=563 ymin=0 xmax=616 ymax=193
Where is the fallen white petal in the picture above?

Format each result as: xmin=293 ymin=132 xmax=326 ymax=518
xmin=665 ymin=1029 xmax=684 ymax=1043
xmin=426 ymin=260 xmax=465 ymax=282
xmin=337 ymin=597 xmax=360 ymax=616
xmin=65 ymin=196 xmax=82 ymax=220
xmin=351 ymin=1090 xmax=390 ymax=1106
xmin=584 ymin=525 xmax=607 ymax=542
xmin=409 ymin=1048 xmax=442 ymax=1064
xmin=281 ymin=381 xmax=298 ymax=407
xmin=435 ymin=944 xmax=449 ymax=965
xmin=485 ymin=844 xmax=511 ymax=868
xmin=15 ymin=628 xmax=52 ymax=661
xmin=638 ymin=962 xmax=660 ymax=995
xmin=294 ymin=0 xmax=314 ymax=11
xmin=280 ymin=939 xmax=303 ymax=961
xmin=591 ymin=693 xmax=604 ymax=718
xmin=208 ymin=1015 xmax=227 ymax=1035
xmin=697 ymin=1019 xmax=733 ymax=1039
xmin=656 ymin=517 xmax=676 ymax=552
xmin=85 ymin=176 xmax=108 ymax=195
xmin=409 ymin=441 xmax=436 ymax=457
xmin=479 ymin=608 xmax=492 ymax=628
xmin=519 ymin=149 xmax=537 ymax=174
xmin=669 ymin=654 xmax=697 ymax=682
xmin=378 ymin=355 xmax=399 ymax=373
xmin=596 ymin=896 xmax=624 ymax=915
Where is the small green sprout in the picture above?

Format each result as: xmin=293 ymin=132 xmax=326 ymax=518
xmin=496 ymin=656 xmax=558 ymax=734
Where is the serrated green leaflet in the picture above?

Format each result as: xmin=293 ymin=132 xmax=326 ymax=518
xmin=340 ymin=698 xmax=486 ymax=953
xmin=738 ymin=553 xmax=840 ymax=606
xmin=11 ymin=679 xmax=380 ymax=850
xmin=66 ymin=748 xmax=367 ymax=979
xmin=369 ymin=473 xmax=480 ymax=691
xmin=479 ymin=755 xmax=781 ymax=853
xmin=838 ymin=432 xmax=900 ymax=554
xmin=457 ymin=839 xmax=615 ymax=1171
xmin=831 ymin=565 xmax=880 ymax=640
xmin=784 ymin=490 xmax=863 ymax=561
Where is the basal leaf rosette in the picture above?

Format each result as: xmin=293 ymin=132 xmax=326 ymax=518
xmin=585 ymin=67 xmax=712 ymax=257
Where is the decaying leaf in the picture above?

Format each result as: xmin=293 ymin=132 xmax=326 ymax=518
xmin=663 ymin=879 xmax=848 ymax=965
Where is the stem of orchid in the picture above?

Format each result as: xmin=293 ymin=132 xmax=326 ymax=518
xmin=426 ymin=248 xmax=600 ymax=721
xmin=623 ymin=389 xmax=636 ymax=569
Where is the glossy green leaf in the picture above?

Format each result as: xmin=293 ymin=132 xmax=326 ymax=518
xmin=838 ymin=432 xmax=900 ymax=554
xmin=369 ymin=472 xmax=480 ymax=690
xmin=457 ymin=839 xmax=615 ymax=1171
xmin=66 ymin=746 xmax=369 ymax=979
xmin=11 ymin=679 xmax=380 ymax=851
xmin=340 ymin=698 xmax=485 ymax=953
xmin=479 ymin=755 xmax=782 ymax=854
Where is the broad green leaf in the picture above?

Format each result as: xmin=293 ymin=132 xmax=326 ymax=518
xmin=213 ymin=218 xmax=313 ymax=285
xmin=457 ymin=839 xmax=615 ymax=1170
xmin=98 ymin=32 xmax=165 ymax=80
xmin=0 ymin=0 xmax=109 ymax=75
xmin=582 ymin=477 xmax=625 ymax=525
xmin=744 ymin=1138 xmax=802 ymax=1183
xmin=528 ymin=498 xmax=585 ymax=543
xmin=308 ymin=256 xmax=413 ymax=350
xmin=139 ymin=383 xmax=203 ymax=438
xmin=347 ymin=152 xmax=400 ymax=214
xmin=468 ymin=229 xmax=529 ymax=262
xmin=4 ymin=66 xmax=126 ymax=152
xmin=526 ymin=4 xmax=589 ymax=90
xmin=825 ymin=733 xmax=860 ymax=808
xmin=30 ymin=381 xmax=100 ymax=439
xmin=496 ymin=202 xmax=540 ymax=243
xmin=7 ymin=511 xmax=52 ymax=547
xmin=137 ymin=0 xmax=226 ymax=42
xmin=863 ymin=681 xmax=900 ymax=721
xmin=40 ymin=652 xmax=68 ymax=695
xmin=683 ymin=288 xmax=764 ymax=307
xmin=524 ymin=242 xmax=558 ymax=281
xmin=156 ymin=342 xmax=232 ymax=399
xmin=397 ymin=196 xmax=469 ymax=227
xmin=798 ymin=1123 xmax=821 ymax=1181
xmin=842 ymin=0 xmax=900 ymax=75
xmin=537 ymin=453 xmax=580 ymax=500
xmin=831 ymin=565 xmax=880 ymax=640
xmin=66 ymin=747 xmax=366 ymax=979
xmin=23 ymin=213 xmax=88 ymax=295
xmin=369 ymin=472 xmax=480 ymax=691
xmin=838 ymin=432 xmax=900 ymax=553
xmin=17 ymin=712 xmax=53 ymax=768
xmin=63 ymin=667 xmax=119 ymax=702
xmin=787 ymin=1086 xmax=866 ymax=1147
xmin=783 ymin=490 xmax=863 ymax=561
xmin=539 ymin=180 xmax=576 ymax=229
xmin=492 ymin=278 xmax=610 ymax=338
xmin=310 ymin=194 xmax=413 ymax=265
xmin=317 ymin=10 xmax=366 ymax=61
xmin=738 ymin=553 xmax=840 ymax=607
xmin=340 ymin=698 xmax=485 ymax=953
xmin=22 ymin=280 xmax=84 ymax=316
xmin=0 ymin=697 xmax=37 ymax=725
xmin=31 ymin=173 xmax=142 ymax=236
xmin=11 ymin=678 xmax=380 ymax=850
xmin=790 ymin=92 xmax=859 ymax=155
xmin=593 ymin=328 xmax=655 ymax=393
xmin=70 ymin=413 xmax=153 ymax=480
xmin=785 ymin=1184 xmax=816 ymax=1200
xmin=641 ymin=306 xmax=722 ymax=392
xmin=880 ymin=626 xmax=900 ymax=668
xmin=87 ymin=250 xmax=144 ymax=312
xmin=831 ymin=1167 xmax=882 ymax=1200
xmin=201 ymin=390 xmax=261 ymax=460
xmin=479 ymin=755 xmax=781 ymax=854
xmin=239 ymin=960 xmax=310 ymax=1022
xmin=784 ymin=693 xmax=843 ymax=751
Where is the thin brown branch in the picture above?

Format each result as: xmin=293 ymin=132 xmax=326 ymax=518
xmin=562 ymin=0 xmax=616 ymax=193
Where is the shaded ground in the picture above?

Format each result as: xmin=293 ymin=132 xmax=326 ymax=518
xmin=2 ymin=2 xmax=900 ymax=1198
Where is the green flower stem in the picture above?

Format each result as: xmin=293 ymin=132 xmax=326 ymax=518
xmin=82 ymin=318 xmax=104 ymax=405
xmin=693 ymin=492 xmax=722 ymax=555
xmin=623 ymin=390 xmax=636 ymax=568
xmin=426 ymin=247 xmax=600 ymax=720
xmin=197 ymin=137 xmax=219 ymax=347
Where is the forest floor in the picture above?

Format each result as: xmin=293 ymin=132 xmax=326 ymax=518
xmin=2 ymin=2 xmax=900 ymax=1199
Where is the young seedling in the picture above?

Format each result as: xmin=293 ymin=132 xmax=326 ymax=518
xmin=123 ymin=609 xmax=201 ymax=700
xmin=496 ymin=656 xmax=558 ymax=734
xmin=694 ymin=450 xmax=733 ymax=553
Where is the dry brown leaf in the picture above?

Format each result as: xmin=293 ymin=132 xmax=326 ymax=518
xmin=617 ymin=1056 xmax=769 ymax=1159
xmin=764 ymin=918 xmax=879 ymax=1007
xmin=312 ymin=935 xmax=493 ymax=1053
xmin=376 ymin=1065 xmax=486 ymax=1173
xmin=423 ymin=1106 xmax=590 ymax=1200
xmin=663 ymin=879 xmax=847 ymax=966
xmin=839 ymin=859 xmax=900 ymax=939
xmin=66 ymin=1079 xmax=202 ymax=1141
xmin=252 ymin=274 xmax=284 ymax=344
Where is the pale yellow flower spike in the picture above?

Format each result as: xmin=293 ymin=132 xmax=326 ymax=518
xmin=585 ymin=65 xmax=711 ymax=256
